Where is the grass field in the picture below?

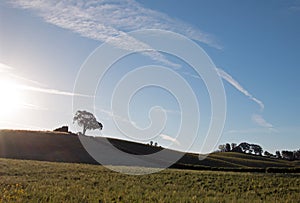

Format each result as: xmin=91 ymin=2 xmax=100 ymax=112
xmin=0 ymin=158 xmax=299 ymax=202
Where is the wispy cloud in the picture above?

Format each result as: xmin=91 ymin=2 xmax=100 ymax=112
xmin=216 ymin=68 xmax=275 ymax=130
xmin=0 ymin=63 xmax=13 ymax=72
xmin=217 ymin=68 xmax=264 ymax=110
xmin=159 ymin=134 xmax=180 ymax=146
xmin=8 ymin=0 xmax=220 ymax=48
xmin=224 ymin=127 xmax=278 ymax=135
xmin=6 ymin=1 xmax=273 ymax=132
xmin=251 ymin=114 xmax=275 ymax=129
xmin=224 ymin=114 xmax=279 ymax=136
xmin=96 ymin=108 xmax=137 ymax=126
xmin=288 ymin=5 xmax=300 ymax=12
xmin=0 ymin=62 xmax=91 ymax=98
xmin=182 ymin=68 xmax=265 ymax=111
xmin=19 ymin=102 xmax=48 ymax=111
xmin=8 ymin=0 xmax=221 ymax=68
xmin=0 ymin=63 xmax=47 ymax=87
xmin=18 ymin=84 xmax=91 ymax=98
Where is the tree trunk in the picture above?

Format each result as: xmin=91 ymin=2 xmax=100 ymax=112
xmin=83 ymin=127 xmax=86 ymax=135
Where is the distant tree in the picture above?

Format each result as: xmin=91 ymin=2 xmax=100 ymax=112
xmin=225 ymin=143 xmax=231 ymax=152
xmin=264 ymin=151 xmax=272 ymax=157
xmin=150 ymin=141 xmax=153 ymax=146
xmin=251 ymin=144 xmax=263 ymax=156
xmin=231 ymin=143 xmax=237 ymax=150
xmin=154 ymin=142 xmax=158 ymax=147
xmin=218 ymin=144 xmax=226 ymax=152
xmin=231 ymin=145 xmax=243 ymax=153
xmin=275 ymin=151 xmax=282 ymax=159
xmin=239 ymin=142 xmax=250 ymax=153
xmin=294 ymin=149 xmax=300 ymax=160
xmin=73 ymin=110 xmax=103 ymax=135
xmin=282 ymin=150 xmax=294 ymax=161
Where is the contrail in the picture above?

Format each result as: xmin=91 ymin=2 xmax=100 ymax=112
xmin=18 ymin=84 xmax=92 ymax=98
xmin=159 ymin=134 xmax=180 ymax=146
xmin=217 ymin=68 xmax=264 ymax=110
xmin=0 ymin=62 xmax=93 ymax=98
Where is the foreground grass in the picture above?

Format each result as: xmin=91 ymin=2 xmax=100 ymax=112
xmin=0 ymin=158 xmax=299 ymax=203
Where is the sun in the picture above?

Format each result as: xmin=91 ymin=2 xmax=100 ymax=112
xmin=0 ymin=79 xmax=21 ymax=118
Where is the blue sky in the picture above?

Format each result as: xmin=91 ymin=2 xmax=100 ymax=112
xmin=0 ymin=0 xmax=299 ymax=154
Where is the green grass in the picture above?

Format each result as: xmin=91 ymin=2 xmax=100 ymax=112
xmin=0 ymin=158 xmax=299 ymax=203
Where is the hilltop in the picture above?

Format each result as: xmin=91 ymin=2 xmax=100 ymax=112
xmin=0 ymin=129 xmax=299 ymax=172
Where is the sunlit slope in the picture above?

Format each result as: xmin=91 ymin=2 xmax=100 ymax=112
xmin=209 ymin=152 xmax=299 ymax=168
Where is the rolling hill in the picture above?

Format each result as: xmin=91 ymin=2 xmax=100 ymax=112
xmin=0 ymin=129 xmax=299 ymax=171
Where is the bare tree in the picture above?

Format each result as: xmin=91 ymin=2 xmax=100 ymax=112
xmin=73 ymin=110 xmax=103 ymax=135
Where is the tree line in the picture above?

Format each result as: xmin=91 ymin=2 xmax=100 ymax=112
xmin=218 ymin=142 xmax=300 ymax=161
xmin=72 ymin=110 xmax=300 ymax=161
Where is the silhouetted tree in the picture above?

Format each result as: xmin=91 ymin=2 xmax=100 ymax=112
xmin=239 ymin=142 xmax=250 ymax=153
xmin=73 ymin=110 xmax=103 ymax=135
xmin=231 ymin=145 xmax=243 ymax=153
xmin=218 ymin=144 xmax=226 ymax=152
xmin=294 ymin=149 xmax=300 ymax=160
xmin=154 ymin=142 xmax=158 ymax=147
xmin=264 ymin=151 xmax=272 ymax=157
xmin=225 ymin=143 xmax=231 ymax=152
xmin=282 ymin=150 xmax=294 ymax=160
xmin=231 ymin=143 xmax=237 ymax=150
xmin=150 ymin=141 xmax=153 ymax=146
xmin=251 ymin=144 xmax=263 ymax=156
xmin=276 ymin=151 xmax=282 ymax=159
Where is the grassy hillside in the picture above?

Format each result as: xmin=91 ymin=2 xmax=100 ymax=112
xmin=0 ymin=158 xmax=299 ymax=202
xmin=0 ymin=130 xmax=98 ymax=164
xmin=0 ymin=129 xmax=298 ymax=170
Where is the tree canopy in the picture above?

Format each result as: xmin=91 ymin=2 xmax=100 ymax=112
xmin=218 ymin=142 xmax=300 ymax=161
xmin=73 ymin=110 xmax=103 ymax=135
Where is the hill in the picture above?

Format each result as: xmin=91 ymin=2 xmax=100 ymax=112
xmin=0 ymin=129 xmax=299 ymax=171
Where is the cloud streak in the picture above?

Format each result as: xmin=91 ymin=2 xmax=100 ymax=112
xmin=217 ymin=68 xmax=264 ymax=110
xmin=18 ymin=84 xmax=91 ymax=98
xmin=251 ymin=114 xmax=274 ymax=129
xmin=20 ymin=102 xmax=48 ymax=111
xmin=0 ymin=63 xmax=13 ymax=72
xmin=0 ymin=62 xmax=91 ymax=98
xmin=8 ymin=0 xmax=221 ymax=68
xmin=216 ymin=69 xmax=275 ymax=130
xmin=182 ymin=68 xmax=266 ymax=112
xmin=96 ymin=108 xmax=137 ymax=126
xmin=0 ymin=62 xmax=46 ymax=87
xmin=159 ymin=134 xmax=180 ymax=146
xmin=224 ymin=127 xmax=278 ymax=135
xmin=6 ymin=1 xmax=273 ymax=131
xmin=8 ymin=0 xmax=219 ymax=48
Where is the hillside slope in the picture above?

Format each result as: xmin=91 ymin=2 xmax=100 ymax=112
xmin=0 ymin=130 xmax=298 ymax=169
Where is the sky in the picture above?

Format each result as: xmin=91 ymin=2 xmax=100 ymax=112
xmin=0 ymin=0 xmax=299 ymax=154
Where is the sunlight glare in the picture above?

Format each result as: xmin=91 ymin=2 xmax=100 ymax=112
xmin=0 ymin=79 xmax=21 ymax=118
